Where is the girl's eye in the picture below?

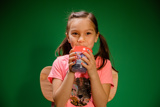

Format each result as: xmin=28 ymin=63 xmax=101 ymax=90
xmin=72 ymin=32 xmax=78 ymax=35
xmin=86 ymin=32 xmax=91 ymax=35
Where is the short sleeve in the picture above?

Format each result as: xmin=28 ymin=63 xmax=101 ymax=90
xmin=48 ymin=57 xmax=63 ymax=83
xmin=99 ymin=60 xmax=114 ymax=88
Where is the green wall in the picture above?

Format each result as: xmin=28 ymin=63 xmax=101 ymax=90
xmin=1 ymin=0 xmax=160 ymax=107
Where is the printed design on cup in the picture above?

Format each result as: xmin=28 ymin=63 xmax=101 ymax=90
xmin=70 ymin=77 xmax=91 ymax=106
xmin=71 ymin=52 xmax=87 ymax=73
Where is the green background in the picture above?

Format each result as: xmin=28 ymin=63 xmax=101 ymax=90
xmin=1 ymin=0 xmax=160 ymax=107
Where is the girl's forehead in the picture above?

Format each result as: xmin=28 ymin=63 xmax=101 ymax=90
xmin=69 ymin=18 xmax=95 ymax=30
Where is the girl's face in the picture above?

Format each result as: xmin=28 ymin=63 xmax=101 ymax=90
xmin=66 ymin=18 xmax=99 ymax=49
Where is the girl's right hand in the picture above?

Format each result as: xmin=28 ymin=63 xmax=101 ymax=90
xmin=68 ymin=49 xmax=77 ymax=72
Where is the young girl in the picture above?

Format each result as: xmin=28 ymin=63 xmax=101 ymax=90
xmin=48 ymin=11 xmax=116 ymax=107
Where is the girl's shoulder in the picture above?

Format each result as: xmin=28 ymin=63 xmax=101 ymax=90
xmin=52 ymin=55 xmax=69 ymax=67
xmin=96 ymin=56 xmax=110 ymax=63
xmin=55 ymin=54 xmax=69 ymax=62
xmin=96 ymin=56 xmax=111 ymax=67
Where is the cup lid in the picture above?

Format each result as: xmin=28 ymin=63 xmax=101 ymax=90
xmin=73 ymin=46 xmax=92 ymax=53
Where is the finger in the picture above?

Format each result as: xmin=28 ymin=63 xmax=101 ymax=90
xmin=69 ymin=49 xmax=74 ymax=54
xmin=69 ymin=52 xmax=77 ymax=57
xmin=84 ymin=49 xmax=94 ymax=61
xmin=87 ymin=49 xmax=94 ymax=60
xmin=81 ymin=56 xmax=89 ymax=65
xmin=82 ymin=52 xmax=91 ymax=61
xmin=69 ymin=61 xmax=75 ymax=66
xmin=69 ymin=56 xmax=77 ymax=63
xmin=81 ymin=62 xmax=88 ymax=69
xmin=69 ymin=61 xmax=76 ymax=69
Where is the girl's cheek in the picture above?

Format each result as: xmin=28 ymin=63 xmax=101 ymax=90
xmin=70 ymin=42 xmax=76 ymax=48
xmin=70 ymin=38 xmax=78 ymax=47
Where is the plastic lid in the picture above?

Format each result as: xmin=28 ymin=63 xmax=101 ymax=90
xmin=73 ymin=46 xmax=92 ymax=53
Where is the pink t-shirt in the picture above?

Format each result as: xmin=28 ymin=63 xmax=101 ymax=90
xmin=48 ymin=55 xmax=114 ymax=107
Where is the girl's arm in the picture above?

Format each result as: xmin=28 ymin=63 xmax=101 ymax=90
xmin=81 ymin=50 xmax=111 ymax=107
xmin=52 ymin=72 xmax=75 ymax=107
xmin=52 ymin=49 xmax=76 ymax=107
xmin=90 ymin=73 xmax=111 ymax=107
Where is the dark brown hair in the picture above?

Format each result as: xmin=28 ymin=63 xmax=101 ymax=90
xmin=55 ymin=11 xmax=118 ymax=72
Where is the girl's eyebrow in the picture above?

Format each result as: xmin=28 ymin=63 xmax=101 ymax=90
xmin=70 ymin=29 xmax=78 ymax=32
xmin=71 ymin=29 xmax=94 ymax=31
xmin=87 ymin=29 xmax=94 ymax=31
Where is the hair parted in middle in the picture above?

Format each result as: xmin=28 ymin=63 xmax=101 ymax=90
xmin=55 ymin=11 xmax=115 ymax=70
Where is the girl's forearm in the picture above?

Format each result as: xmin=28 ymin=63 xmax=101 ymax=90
xmin=54 ymin=71 xmax=75 ymax=107
xmin=90 ymin=72 xmax=109 ymax=107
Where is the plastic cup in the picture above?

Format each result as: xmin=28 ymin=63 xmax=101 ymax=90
xmin=71 ymin=46 xmax=92 ymax=73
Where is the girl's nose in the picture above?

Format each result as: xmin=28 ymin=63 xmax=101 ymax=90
xmin=78 ymin=36 xmax=85 ymax=43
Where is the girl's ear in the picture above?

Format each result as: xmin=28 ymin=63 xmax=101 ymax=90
xmin=95 ymin=32 xmax=99 ymax=43
xmin=66 ymin=32 xmax=70 ymax=43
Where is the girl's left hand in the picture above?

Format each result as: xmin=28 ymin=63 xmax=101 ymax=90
xmin=81 ymin=49 xmax=97 ymax=77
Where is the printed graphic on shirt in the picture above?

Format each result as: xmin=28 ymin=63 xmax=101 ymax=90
xmin=70 ymin=77 xmax=91 ymax=106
